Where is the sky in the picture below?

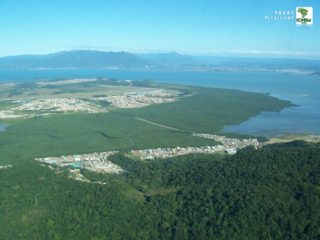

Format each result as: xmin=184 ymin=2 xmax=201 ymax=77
xmin=0 ymin=0 xmax=319 ymax=59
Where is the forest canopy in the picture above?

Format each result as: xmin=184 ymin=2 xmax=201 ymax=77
xmin=1 ymin=142 xmax=320 ymax=239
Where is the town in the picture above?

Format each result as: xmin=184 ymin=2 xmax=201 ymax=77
xmin=31 ymin=127 xmax=273 ymax=185
xmin=130 ymin=134 xmax=261 ymax=160
xmin=35 ymin=151 xmax=124 ymax=183
xmin=11 ymin=98 xmax=99 ymax=113
xmin=191 ymin=133 xmax=260 ymax=149
xmin=35 ymin=134 xmax=261 ymax=173
xmin=131 ymin=145 xmax=223 ymax=159
xmin=35 ymin=151 xmax=123 ymax=173
xmin=90 ymin=90 xmax=183 ymax=108
xmin=0 ymin=90 xmax=185 ymax=119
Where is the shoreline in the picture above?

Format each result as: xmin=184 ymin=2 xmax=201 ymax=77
xmin=1 ymin=72 xmax=318 ymax=140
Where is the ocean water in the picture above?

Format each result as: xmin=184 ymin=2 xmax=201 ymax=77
xmin=0 ymin=69 xmax=319 ymax=137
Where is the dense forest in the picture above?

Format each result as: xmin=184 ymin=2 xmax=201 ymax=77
xmin=1 ymin=141 xmax=320 ymax=239
xmin=0 ymin=112 xmax=218 ymax=165
xmin=116 ymin=85 xmax=295 ymax=133
xmin=0 ymin=80 xmax=311 ymax=239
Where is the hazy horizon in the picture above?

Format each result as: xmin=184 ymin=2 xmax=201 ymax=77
xmin=0 ymin=0 xmax=319 ymax=59
xmin=1 ymin=49 xmax=320 ymax=61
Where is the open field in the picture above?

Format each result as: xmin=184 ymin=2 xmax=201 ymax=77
xmin=267 ymin=134 xmax=320 ymax=144
xmin=0 ymin=80 xmax=170 ymax=120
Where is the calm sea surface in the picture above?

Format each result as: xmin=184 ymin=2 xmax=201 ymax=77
xmin=0 ymin=69 xmax=319 ymax=137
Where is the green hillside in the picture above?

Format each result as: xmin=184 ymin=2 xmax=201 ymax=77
xmin=1 ymin=142 xmax=320 ymax=239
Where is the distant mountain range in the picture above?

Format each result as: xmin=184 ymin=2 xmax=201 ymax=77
xmin=0 ymin=51 xmax=152 ymax=70
xmin=0 ymin=50 xmax=319 ymax=73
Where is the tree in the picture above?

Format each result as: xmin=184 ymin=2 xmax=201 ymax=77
xmin=161 ymin=222 xmax=171 ymax=229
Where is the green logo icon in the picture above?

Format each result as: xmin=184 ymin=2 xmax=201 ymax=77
xmin=296 ymin=7 xmax=313 ymax=25
xmin=297 ymin=8 xmax=308 ymax=18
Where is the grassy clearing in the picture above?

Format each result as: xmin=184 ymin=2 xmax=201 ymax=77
xmin=279 ymin=133 xmax=310 ymax=140
xmin=268 ymin=134 xmax=320 ymax=144
xmin=144 ymin=187 xmax=183 ymax=196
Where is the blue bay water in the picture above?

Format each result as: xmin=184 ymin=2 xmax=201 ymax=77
xmin=0 ymin=69 xmax=319 ymax=137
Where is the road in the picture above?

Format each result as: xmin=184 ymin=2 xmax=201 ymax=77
xmin=135 ymin=117 xmax=182 ymax=131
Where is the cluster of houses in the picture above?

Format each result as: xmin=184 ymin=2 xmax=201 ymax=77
xmin=192 ymin=133 xmax=260 ymax=149
xmin=131 ymin=135 xmax=261 ymax=160
xmin=10 ymin=98 xmax=96 ymax=113
xmin=90 ymin=90 xmax=182 ymax=108
xmin=131 ymin=146 xmax=221 ymax=159
xmin=33 ymin=132 xmax=264 ymax=184
xmin=43 ymin=164 xmax=108 ymax=184
xmin=36 ymin=78 xmax=99 ymax=86
xmin=2 ymin=89 xmax=185 ymax=119
xmin=35 ymin=151 xmax=124 ymax=174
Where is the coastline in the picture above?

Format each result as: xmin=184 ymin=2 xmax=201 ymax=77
xmin=1 ymin=70 xmax=319 ymax=138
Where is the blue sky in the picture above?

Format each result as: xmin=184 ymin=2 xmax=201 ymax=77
xmin=0 ymin=0 xmax=319 ymax=58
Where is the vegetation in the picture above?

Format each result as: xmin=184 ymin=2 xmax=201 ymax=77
xmin=46 ymin=83 xmax=94 ymax=95
xmin=17 ymin=82 xmax=38 ymax=89
xmin=8 ymin=90 xmax=24 ymax=97
xmin=0 ymin=100 xmax=18 ymax=111
xmin=96 ymin=100 xmax=112 ymax=107
xmin=0 ymin=112 xmax=218 ymax=165
xmin=132 ymin=79 xmax=154 ymax=87
xmin=92 ymin=78 xmax=130 ymax=86
xmin=47 ymin=78 xmax=72 ymax=82
xmin=0 ymin=81 xmax=285 ymax=142
xmin=0 ymin=79 xmax=317 ymax=239
xmin=1 ymin=142 xmax=320 ymax=239
xmin=92 ymin=94 xmax=107 ymax=98
xmin=116 ymin=85 xmax=295 ymax=133
xmin=0 ymin=79 xmax=162 ymax=102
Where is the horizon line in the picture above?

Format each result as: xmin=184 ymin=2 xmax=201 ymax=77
xmin=1 ymin=49 xmax=320 ymax=60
